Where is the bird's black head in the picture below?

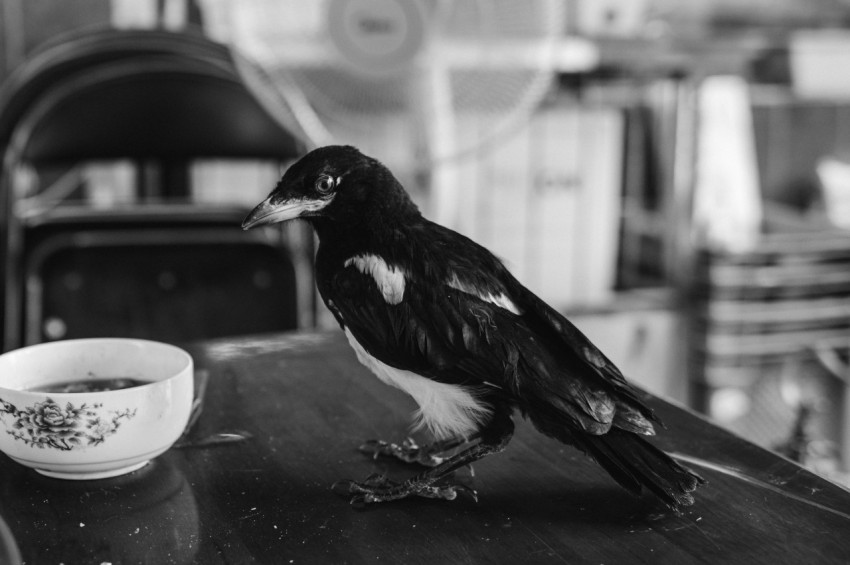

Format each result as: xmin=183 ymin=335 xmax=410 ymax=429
xmin=242 ymin=145 xmax=418 ymax=236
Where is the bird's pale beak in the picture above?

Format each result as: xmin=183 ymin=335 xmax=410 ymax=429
xmin=242 ymin=195 xmax=310 ymax=230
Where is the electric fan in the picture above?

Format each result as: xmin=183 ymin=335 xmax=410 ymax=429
xmin=200 ymin=0 xmax=567 ymax=170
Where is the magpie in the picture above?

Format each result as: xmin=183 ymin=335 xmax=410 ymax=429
xmin=242 ymin=145 xmax=704 ymax=510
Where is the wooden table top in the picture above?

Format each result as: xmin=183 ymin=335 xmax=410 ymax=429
xmin=1 ymin=330 xmax=849 ymax=564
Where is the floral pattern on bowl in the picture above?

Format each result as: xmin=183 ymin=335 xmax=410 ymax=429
xmin=0 ymin=397 xmax=136 ymax=451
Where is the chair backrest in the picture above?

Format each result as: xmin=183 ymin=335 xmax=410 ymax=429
xmin=0 ymin=27 xmax=300 ymax=161
xmin=26 ymin=228 xmax=298 ymax=344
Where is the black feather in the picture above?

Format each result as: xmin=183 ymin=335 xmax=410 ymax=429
xmin=575 ymin=430 xmax=705 ymax=510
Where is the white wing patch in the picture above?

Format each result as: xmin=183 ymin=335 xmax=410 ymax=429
xmin=344 ymin=328 xmax=491 ymax=441
xmin=447 ymin=274 xmax=521 ymax=315
xmin=344 ymin=254 xmax=406 ymax=305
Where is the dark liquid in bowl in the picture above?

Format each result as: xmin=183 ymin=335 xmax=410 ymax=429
xmin=29 ymin=378 xmax=151 ymax=393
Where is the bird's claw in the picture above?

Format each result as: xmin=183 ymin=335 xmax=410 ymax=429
xmin=428 ymin=483 xmax=478 ymax=503
xmin=358 ymin=437 xmax=446 ymax=467
xmin=331 ymin=473 xmax=477 ymax=507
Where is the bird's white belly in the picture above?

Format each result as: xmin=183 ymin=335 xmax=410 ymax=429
xmin=343 ymin=328 xmax=490 ymax=441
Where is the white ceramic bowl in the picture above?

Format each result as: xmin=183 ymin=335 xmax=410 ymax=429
xmin=0 ymin=338 xmax=193 ymax=480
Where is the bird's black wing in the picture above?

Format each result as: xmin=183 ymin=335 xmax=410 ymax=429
xmin=500 ymin=268 xmax=661 ymax=434
xmin=322 ymin=223 xmax=654 ymax=438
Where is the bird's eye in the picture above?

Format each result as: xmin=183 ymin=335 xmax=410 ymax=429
xmin=315 ymin=175 xmax=336 ymax=195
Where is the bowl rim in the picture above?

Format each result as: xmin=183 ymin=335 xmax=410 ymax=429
xmin=0 ymin=337 xmax=193 ymax=396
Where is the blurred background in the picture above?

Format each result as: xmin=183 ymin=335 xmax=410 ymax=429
xmin=2 ymin=0 xmax=850 ymax=486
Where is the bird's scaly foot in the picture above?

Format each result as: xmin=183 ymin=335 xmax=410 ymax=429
xmin=358 ymin=436 xmax=469 ymax=467
xmin=334 ymin=414 xmax=513 ymax=508
xmin=331 ymin=473 xmax=477 ymax=508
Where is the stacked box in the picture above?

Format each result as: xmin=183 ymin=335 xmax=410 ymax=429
xmin=692 ymin=231 xmax=850 ymax=478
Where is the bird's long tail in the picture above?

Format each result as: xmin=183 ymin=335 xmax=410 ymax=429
xmin=575 ymin=429 xmax=705 ymax=510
